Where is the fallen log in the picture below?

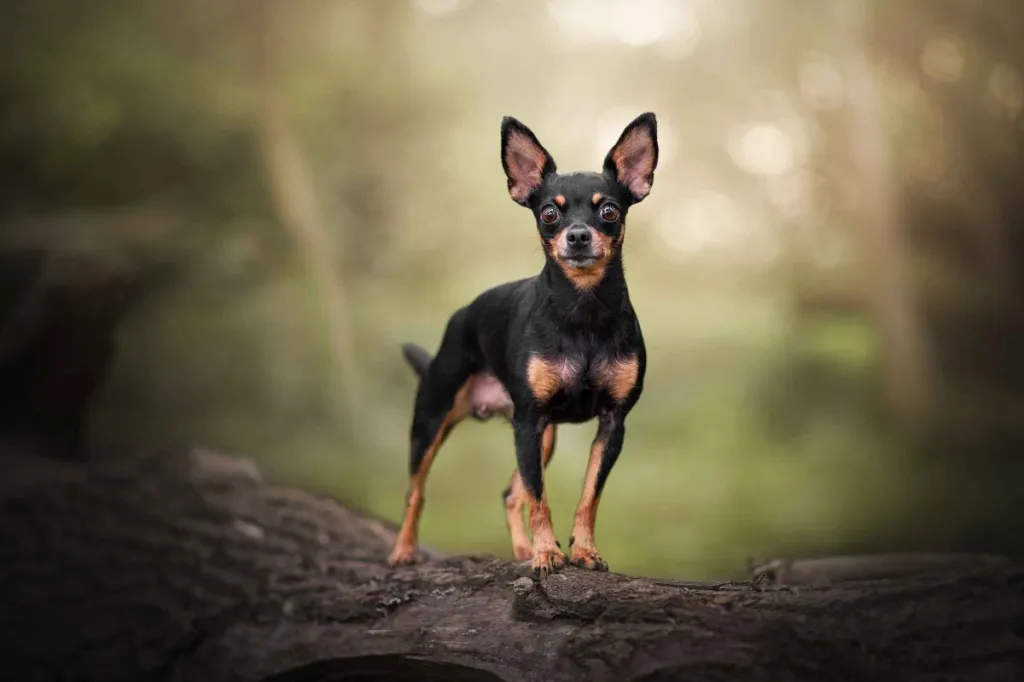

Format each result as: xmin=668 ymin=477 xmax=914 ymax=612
xmin=0 ymin=445 xmax=1021 ymax=682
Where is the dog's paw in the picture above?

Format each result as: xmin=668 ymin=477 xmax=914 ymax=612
xmin=569 ymin=545 xmax=609 ymax=572
xmin=387 ymin=544 xmax=420 ymax=567
xmin=531 ymin=547 xmax=568 ymax=578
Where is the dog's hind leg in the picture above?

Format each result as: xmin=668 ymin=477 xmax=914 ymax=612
xmin=388 ymin=314 xmax=476 ymax=566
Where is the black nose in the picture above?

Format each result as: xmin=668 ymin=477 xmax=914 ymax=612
xmin=565 ymin=226 xmax=591 ymax=247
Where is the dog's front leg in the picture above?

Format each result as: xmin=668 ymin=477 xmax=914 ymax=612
xmin=568 ymin=408 xmax=626 ymax=571
xmin=513 ymin=409 xmax=566 ymax=576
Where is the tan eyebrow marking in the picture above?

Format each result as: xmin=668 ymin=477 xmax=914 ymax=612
xmin=554 ymin=194 xmax=566 ymax=208
xmin=592 ymin=193 xmax=603 ymax=205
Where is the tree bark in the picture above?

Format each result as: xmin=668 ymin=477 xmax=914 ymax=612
xmin=0 ymin=446 xmax=1021 ymax=682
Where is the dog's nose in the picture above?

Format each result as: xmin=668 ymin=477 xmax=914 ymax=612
xmin=565 ymin=225 xmax=591 ymax=247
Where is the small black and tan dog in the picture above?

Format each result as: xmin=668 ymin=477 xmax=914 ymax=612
xmin=388 ymin=113 xmax=658 ymax=575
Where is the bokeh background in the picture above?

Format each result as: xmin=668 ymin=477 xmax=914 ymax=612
xmin=3 ymin=0 xmax=1024 ymax=579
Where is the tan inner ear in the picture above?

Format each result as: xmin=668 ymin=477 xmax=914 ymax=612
xmin=505 ymin=133 xmax=548 ymax=203
xmin=611 ymin=128 xmax=655 ymax=199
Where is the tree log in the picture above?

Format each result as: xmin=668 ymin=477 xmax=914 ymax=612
xmin=0 ymin=446 xmax=1022 ymax=682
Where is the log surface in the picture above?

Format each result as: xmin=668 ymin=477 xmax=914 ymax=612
xmin=0 ymin=445 xmax=1022 ymax=682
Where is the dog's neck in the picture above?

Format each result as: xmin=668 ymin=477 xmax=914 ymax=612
xmin=537 ymin=254 xmax=630 ymax=328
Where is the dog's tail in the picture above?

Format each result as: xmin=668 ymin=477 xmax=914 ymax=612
xmin=400 ymin=342 xmax=433 ymax=380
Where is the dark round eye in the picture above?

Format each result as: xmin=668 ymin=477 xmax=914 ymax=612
xmin=599 ymin=204 xmax=620 ymax=222
xmin=540 ymin=206 xmax=560 ymax=225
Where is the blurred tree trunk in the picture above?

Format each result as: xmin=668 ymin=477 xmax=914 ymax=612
xmin=249 ymin=0 xmax=357 ymax=428
xmin=835 ymin=3 xmax=936 ymax=432
xmin=869 ymin=0 xmax=1024 ymax=456
xmin=0 ymin=252 xmax=150 ymax=457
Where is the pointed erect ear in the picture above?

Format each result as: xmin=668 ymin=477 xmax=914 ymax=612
xmin=501 ymin=116 xmax=557 ymax=206
xmin=604 ymin=112 xmax=659 ymax=203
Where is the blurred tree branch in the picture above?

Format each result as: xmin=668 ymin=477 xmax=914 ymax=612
xmin=0 ymin=194 xmax=183 ymax=257
xmin=249 ymin=0 xmax=357 ymax=428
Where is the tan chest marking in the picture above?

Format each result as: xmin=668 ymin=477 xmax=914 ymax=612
xmin=593 ymin=355 xmax=640 ymax=402
xmin=526 ymin=355 xmax=583 ymax=402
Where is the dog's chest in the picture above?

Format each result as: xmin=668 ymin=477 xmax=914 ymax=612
xmin=526 ymin=352 xmax=639 ymax=422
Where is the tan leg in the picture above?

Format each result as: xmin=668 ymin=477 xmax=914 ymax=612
xmin=569 ymin=431 xmax=610 ymax=571
xmin=503 ymin=424 xmax=556 ymax=561
xmin=527 ymin=490 xmax=566 ymax=575
xmin=388 ymin=377 xmax=480 ymax=566
xmin=387 ymin=412 xmax=452 ymax=566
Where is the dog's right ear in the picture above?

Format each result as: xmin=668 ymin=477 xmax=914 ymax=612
xmin=501 ymin=117 xmax=556 ymax=206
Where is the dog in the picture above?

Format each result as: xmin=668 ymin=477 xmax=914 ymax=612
xmin=388 ymin=113 xmax=658 ymax=576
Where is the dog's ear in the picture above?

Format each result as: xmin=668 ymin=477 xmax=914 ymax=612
xmin=501 ymin=117 xmax=556 ymax=206
xmin=604 ymin=113 xmax=658 ymax=203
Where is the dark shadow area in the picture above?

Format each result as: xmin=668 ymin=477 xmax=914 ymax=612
xmin=260 ymin=656 xmax=506 ymax=682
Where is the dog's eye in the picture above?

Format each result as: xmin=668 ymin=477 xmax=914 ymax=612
xmin=599 ymin=204 xmax=620 ymax=222
xmin=540 ymin=206 xmax=560 ymax=225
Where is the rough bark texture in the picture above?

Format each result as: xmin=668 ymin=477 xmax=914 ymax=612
xmin=1 ymin=446 xmax=1022 ymax=682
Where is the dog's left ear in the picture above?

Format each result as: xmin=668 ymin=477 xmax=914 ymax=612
xmin=604 ymin=113 xmax=658 ymax=203
xmin=501 ymin=116 xmax=557 ymax=206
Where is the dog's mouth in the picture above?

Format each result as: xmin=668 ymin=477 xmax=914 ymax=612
xmin=558 ymin=247 xmax=606 ymax=268
xmin=561 ymin=255 xmax=599 ymax=268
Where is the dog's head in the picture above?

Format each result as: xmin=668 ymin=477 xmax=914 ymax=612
xmin=500 ymin=113 xmax=658 ymax=290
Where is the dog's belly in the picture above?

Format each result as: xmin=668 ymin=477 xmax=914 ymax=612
xmin=459 ymin=373 xmax=605 ymax=424
xmin=461 ymin=373 xmax=514 ymax=421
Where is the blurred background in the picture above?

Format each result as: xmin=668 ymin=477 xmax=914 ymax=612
xmin=2 ymin=0 xmax=1023 ymax=579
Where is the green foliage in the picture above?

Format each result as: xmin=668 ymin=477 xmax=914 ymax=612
xmin=5 ymin=0 xmax=1024 ymax=577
